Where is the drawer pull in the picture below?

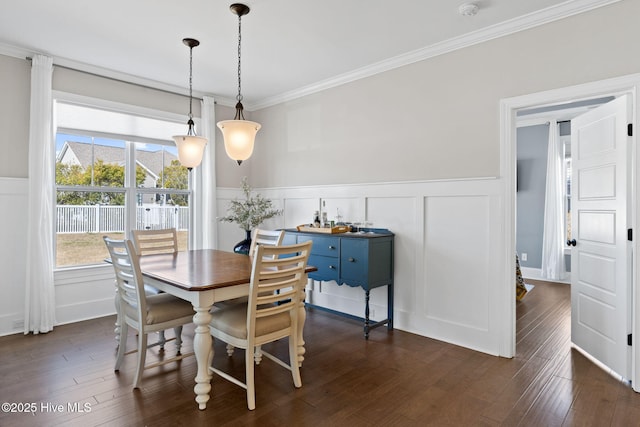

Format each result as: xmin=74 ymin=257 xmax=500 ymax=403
xmin=329 ymin=265 xmax=336 ymax=269
xmin=348 ymin=257 xmax=355 ymax=262
xmin=328 ymin=245 xmax=336 ymax=249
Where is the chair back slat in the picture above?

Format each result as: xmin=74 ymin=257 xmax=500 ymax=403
xmin=249 ymin=229 xmax=285 ymax=257
xmin=131 ymin=228 xmax=179 ymax=256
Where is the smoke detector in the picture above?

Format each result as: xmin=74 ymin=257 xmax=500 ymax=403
xmin=458 ymin=3 xmax=479 ymax=16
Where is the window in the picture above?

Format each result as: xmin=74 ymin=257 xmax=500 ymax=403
xmin=54 ymin=99 xmax=190 ymax=268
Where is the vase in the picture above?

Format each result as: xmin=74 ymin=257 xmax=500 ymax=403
xmin=233 ymin=229 xmax=252 ymax=255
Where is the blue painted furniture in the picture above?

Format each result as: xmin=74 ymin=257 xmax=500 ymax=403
xmin=284 ymin=228 xmax=394 ymax=339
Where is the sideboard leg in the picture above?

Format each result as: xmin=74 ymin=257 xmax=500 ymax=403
xmin=387 ymin=283 xmax=394 ymax=331
xmin=364 ymin=290 xmax=371 ymax=340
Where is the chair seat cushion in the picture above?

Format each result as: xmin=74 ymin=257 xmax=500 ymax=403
xmin=125 ymin=293 xmax=194 ymax=325
xmin=209 ymin=304 xmax=290 ymax=340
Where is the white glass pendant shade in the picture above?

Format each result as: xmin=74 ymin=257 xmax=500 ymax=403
xmin=217 ymin=119 xmax=261 ymax=164
xmin=172 ymin=134 xmax=208 ymax=169
xmin=174 ymin=38 xmax=206 ymax=170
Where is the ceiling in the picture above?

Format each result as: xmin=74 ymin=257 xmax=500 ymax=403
xmin=0 ymin=0 xmax=616 ymax=109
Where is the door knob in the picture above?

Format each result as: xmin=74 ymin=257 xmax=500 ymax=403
xmin=566 ymin=239 xmax=577 ymax=247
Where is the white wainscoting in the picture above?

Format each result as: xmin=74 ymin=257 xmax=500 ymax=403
xmin=219 ymin=177 xmax=506 ymax=356
xmin=53 ymin=264 xmax=117 ymax=326
xmin=3 ymin=177 xmax=509 ymax=358
xmin=0 ymin=178 xmax=28 ymax=335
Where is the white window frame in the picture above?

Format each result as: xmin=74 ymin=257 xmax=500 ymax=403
xmin=53 ymin=91 xmax=196 ymax=271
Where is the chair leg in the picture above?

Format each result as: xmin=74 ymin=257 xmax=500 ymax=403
xmin=245 ymin=345 xmax=256 ymax=410
xmin=133 ymin=331 xmax=148 ymax=389
xmin=254 ymin=345 xmax=263 ymax=365
xmin=115 ymin=322 xmax=128 ymax=371
xmin=114 ymin=290 xmax=122 ymax=349
xmin=289 ymin=336 xmax=302 ymax=388
xmin=173 ymin=326 xmax=183 ymax=355
xmin=158 ymin=330 xmax=166 ymax=350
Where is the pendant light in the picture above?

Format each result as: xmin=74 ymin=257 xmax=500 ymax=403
xmin=173 ymin=38 xmax=208 ymax=170
xmin=217 ymin=3 xmax=261 ymax=166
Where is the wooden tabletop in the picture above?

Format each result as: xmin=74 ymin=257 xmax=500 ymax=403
xmin=139 ymin=249 xmax=255 ymax=291
xmin=138 ymin=249 xmax=317 ymax=292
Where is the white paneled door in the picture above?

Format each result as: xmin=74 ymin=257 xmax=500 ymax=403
xmin=570 ymin=95 xmax=631 ymax=379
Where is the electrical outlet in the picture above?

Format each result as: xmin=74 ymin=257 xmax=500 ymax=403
xmin=521 ymin=253 xmax=528 ymax=261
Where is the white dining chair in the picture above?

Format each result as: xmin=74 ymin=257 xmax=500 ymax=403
xmin=104 ymin=236 xmax=194 ymax=389
xmin=130 ymin=228 xmax=180 ymax=350
xmin=221 ymin=228 xmax=285 ymax=363
xmin=208 ymin=241 xmax=312 ymax=410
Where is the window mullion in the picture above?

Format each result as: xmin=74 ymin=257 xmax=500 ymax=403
xmin=125 ymin=141 xmax=137 ymax=237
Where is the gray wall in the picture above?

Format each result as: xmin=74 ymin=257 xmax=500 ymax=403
xmin=1 ymin=1 xmax=639 ymax=189
xmin=246 ymin=0 xmax=640 ymax=188
xmin=516 ymin=125 xmax=549 ymax=268
xmin=0 ymin=56 xmax=30 ymax=178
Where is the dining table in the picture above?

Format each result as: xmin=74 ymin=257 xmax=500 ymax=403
xmin=136 ymin=249 xmax=316 ymax=410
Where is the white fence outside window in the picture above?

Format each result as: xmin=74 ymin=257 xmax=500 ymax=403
xmin=56 ymin=205 xmax=189 ymax=233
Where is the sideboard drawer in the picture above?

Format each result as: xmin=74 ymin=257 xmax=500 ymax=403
xmin=308 ymin=254 xmax=340 ymax=282
xmin=297 ymin=235 xmax=339 ymax=258
xmin=340 ymin=239 xmax=368 ymax=283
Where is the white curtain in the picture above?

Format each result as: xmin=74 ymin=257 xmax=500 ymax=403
xmin=24 ymin=55 xmax=56 ymax=334
xmin=541 ymin=120 xmax=565 ymax=281
xmin=190 ymin=96 xmax=217 ymax=250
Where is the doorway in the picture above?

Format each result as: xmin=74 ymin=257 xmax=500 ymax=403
xmin=500 ymin=73 xmax=640 ymax=390
xmin=515 ymin=98 xmax=613 ymax=284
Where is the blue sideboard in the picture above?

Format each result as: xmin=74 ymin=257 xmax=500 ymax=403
xmin=284 ymin=228 xmax=394 ymax=339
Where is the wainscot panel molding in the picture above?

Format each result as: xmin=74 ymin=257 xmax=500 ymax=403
xmin=53 ymin=264 xmax=117 ymax=326
xmin=0 ymin=178 xmax=28 ymax=336
xmin=218 ymin=177 xmax=505 ymax=356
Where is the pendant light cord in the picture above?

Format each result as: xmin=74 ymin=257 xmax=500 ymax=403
xmin=237 ymin=13 xmax=242 ymax=103
xmin=234 ymin=12 xmax=245 ymax=120
xmin=187 ymin=44 xmax=195 ymax=134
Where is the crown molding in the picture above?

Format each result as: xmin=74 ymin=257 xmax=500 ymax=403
xmin=0 ymin=42 xmax=35 ymax=60
xmin=0 ymin=0 xmax=621 ymax=112
xmin=247 ymin=0 xmax=621 ymax=111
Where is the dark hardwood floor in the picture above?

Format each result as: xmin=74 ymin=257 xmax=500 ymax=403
xmin=1 ymin=280 xmax=640 ymax=426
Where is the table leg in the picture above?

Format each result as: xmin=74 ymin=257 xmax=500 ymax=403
xmin=192 ymin=305 xmax=213 ymax=410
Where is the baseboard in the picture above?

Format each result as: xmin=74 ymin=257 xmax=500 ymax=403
xmin=521 ymin=266 xmax=570 ymax=284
